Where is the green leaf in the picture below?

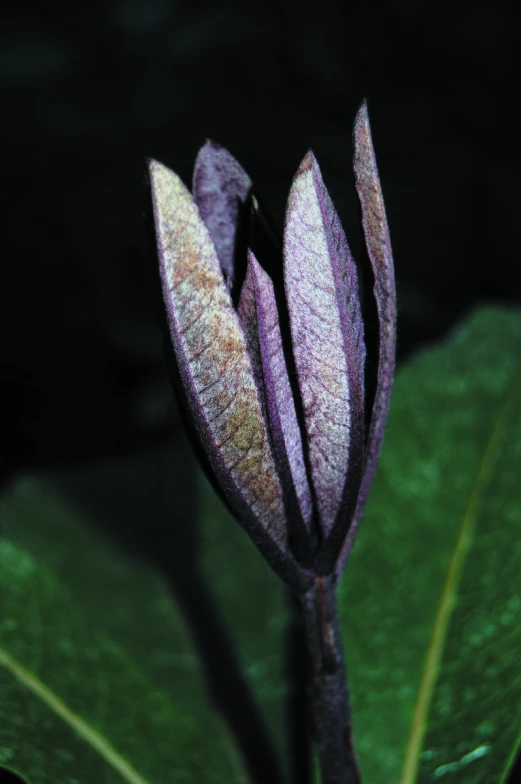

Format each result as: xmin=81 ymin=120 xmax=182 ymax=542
xmin=341 ymin=307 xmax=521 ymax=783
xmin=0 ymin=483 xmax=245 ymax=784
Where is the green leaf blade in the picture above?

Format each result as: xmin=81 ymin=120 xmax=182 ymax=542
xmin=341 ymin=307 xmax=521 ymax=783
xmin=0 ymin=634 xmax=152 ymax=784
xmin=0 ymin=488 xmax=244 ymax=784
xmin=416 ymin=387 xmax=521 ymax=783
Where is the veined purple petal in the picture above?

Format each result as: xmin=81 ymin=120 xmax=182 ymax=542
xmin=192 ymin=140 xmax=251 ymax=283
xmin=148 ymin=159 xmax=289 ymax=559
xmin=284 ymin=152 xmax=365 ymax=536
xmin=336 ymin=100 xmax=396 ymax=575
xmin=236 ymin=254 xmax=268 ymax=421
xmin=238 ymin=251 xmax=313 ymax=551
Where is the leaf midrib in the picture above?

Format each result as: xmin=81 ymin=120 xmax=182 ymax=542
xmin=399 ymin=398 xmax=511 ymax=784
xmin=0 ymin=647 xmax=152 ymax=784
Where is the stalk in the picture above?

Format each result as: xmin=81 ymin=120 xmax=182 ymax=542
xmin=298 ymin=576 xmax=361 ymax=784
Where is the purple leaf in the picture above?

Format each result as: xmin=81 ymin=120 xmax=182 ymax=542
xmin=236 ymin=253 xmax=269 ymax=421
xmin=336 ymin=100 xmax=397 ymax=574
xmin=238 ymin=252 xmax=313 ymax=549
xmin=284 ymin=152 xmax=365 ymax=537
xmin=148 ymin=158 xmax=289 ymax=559
xmin=192 ymin=140 xmax=252 ymax=283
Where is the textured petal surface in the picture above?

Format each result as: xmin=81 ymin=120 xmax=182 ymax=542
xmin=192 ymin=141 xmax=251 ymax=283
xmin=236 ymin=255 xmax=267 ymax=416
xmin=148 ymin=159 xmax=287 ymax=553
xmin=337 ymin=100 xmax=396 ymax=573
xmin=284 ymin=152 xmax=365 ymax=536
xmin=238 ymin=252 xmax=313 ymax=546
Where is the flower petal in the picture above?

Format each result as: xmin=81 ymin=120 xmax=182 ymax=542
xmin=236 ymin=252 xmax=268 ymax=420
xmin=284 ymin=152 xmax=365 ymax=537
xmin=336 ymin=100 xmax=397 ymax=574
xmin=148 ymin=159 xmax=290 ymax=565
xmin=238 ymin=251 xmax=313 ymax=560
xmin=192 ymin=140 xmax=251 ymax=284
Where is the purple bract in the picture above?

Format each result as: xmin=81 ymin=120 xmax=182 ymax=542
xmin=147 ymin=101 xmax=396 ymax=590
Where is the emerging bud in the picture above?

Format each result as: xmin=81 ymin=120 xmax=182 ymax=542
xmin=147 ymin=101 xmax=396 ymax=591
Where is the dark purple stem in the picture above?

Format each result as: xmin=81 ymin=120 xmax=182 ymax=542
xmin=298 ymin=577 xmax=361 ymax=784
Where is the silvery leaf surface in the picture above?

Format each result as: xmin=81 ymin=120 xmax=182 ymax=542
xmin=337 ymin=100 xmax=396 ymax=574
xmin=236 ymin=254 xmax=267 ymax=418
xmin=238 ymin=251 xmax=313 ymax=561
xmin=284 ymin=151 xmax=365 ymax=540
xmin=148 ymin=159 xmax=306 ymax=586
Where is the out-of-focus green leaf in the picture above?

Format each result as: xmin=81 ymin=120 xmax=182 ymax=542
xmin=0 ymin=484 xmax=245 ymax=784
xmin=341 ymin=307 xmax=521 ymax=783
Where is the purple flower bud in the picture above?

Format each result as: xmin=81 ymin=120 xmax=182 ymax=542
xmin=147 ymin=100 xmax=395 ymax=588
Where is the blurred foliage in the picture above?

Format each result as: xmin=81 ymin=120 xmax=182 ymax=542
xmin=1 ymin=307 xmax=520 ymax=783
xmin=0 ymin=488 xmax=245 ymax=784
xmin=341 ymin=307 xmax=521 ymax=782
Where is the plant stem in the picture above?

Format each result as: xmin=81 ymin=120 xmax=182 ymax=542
xmin=298 ymin=575 xmax=361 ymax=784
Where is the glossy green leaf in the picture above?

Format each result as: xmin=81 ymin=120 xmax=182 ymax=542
xmin=0 ymin=482 xmax=245 ymax=784
xmin=341 ymin=307 xmax=521 ymax=783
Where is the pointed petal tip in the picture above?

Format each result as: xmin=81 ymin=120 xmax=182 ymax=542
xmin=147 ymin=157 xmax=177 ymax=186
xmin=245 ymin=249 xmax=275 ymax=302
xmin=353 ymin=99 xmax=373 ymax=152
xmin=194 ymin=140 xmax=228 ymax=178
xmin=355 ymin=97 xmax=369 ymax=122
xmin=197 ymin=138 xmax=222 ymax=157
xmin=196 ymin=138 xmax=247 ymax=167
xmin=146 ymin=157 xmax=161 ymax=174
xmin=246 ymin=247 xmax=262 ymax=275
xmin=296 ymin=149 xmax=318 ymax=177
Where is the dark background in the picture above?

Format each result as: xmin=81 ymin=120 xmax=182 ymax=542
xmin=1 ymin=0 xmax=520 ymax=781
xmin=2 ymin=0 xmax=520 ymax=486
